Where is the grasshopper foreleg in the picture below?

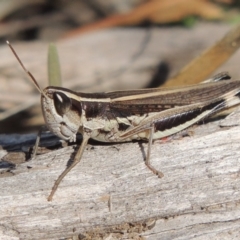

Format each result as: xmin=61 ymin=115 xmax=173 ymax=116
xmin=47 ymin=133 xmax=90 ymax=201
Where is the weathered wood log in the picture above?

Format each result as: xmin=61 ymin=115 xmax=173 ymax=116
xmin=1 ymin=23 xmax=240 ymax=239
xmin=1 ymin=109 xmax=240 ymax=239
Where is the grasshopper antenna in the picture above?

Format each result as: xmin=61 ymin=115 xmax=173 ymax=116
xmin=6 ymin=41 xmax=47 ymax=98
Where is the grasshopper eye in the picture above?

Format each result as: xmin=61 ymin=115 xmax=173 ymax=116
xmin=53 ymin=92 xmax=72 ymax=116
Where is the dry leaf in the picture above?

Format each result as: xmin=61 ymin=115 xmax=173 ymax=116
xmin=164 ymin=23 xmax=240 ymax=87
xmin=63 ymin=0 xmax=225 ymax=38
xmin=149 ymin=0 xmax=224 ymax=23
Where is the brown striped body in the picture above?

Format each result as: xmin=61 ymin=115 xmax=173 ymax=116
xmin=42 ymin=80 xmax=240 ymax=144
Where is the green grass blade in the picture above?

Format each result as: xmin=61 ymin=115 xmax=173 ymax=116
xmin=48 ymin=43 xmax=62 ymax=87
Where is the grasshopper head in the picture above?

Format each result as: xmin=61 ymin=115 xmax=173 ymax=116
xmin=42 ymin=87 xmax=82 ymax=142
xmin=7 ymin=41 xmax=82 ymax=142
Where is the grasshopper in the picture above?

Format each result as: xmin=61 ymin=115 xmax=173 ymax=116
xmin=7 ymin=42 xmax=240 ymax=201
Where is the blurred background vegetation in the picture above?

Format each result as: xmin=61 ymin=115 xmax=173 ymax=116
xmin=0 ymin=0 xmax=239 ymax=42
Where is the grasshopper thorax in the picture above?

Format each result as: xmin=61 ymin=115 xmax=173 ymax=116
xmin=41 ymin=87 xmax=82 ymax=142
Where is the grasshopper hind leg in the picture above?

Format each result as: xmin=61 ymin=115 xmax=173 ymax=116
xmin=145 ymin=125 xmax=164 ymax=178
xmin=202 ymin=72 xmax=231 ymax=83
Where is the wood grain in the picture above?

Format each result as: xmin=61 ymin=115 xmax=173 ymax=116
xmin=1 ymin=109 xmax=240 ymax=239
